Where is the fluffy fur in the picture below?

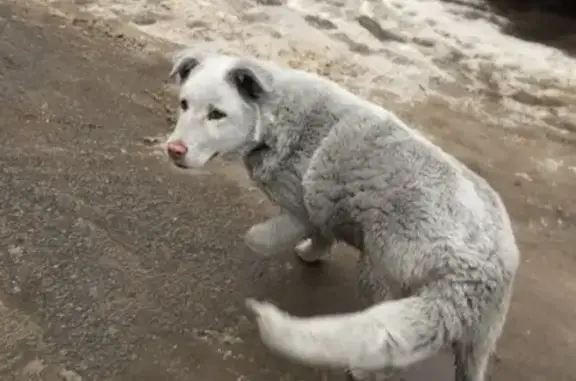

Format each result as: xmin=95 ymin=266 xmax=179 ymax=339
xmin=166 ymin=48 xmax=520 ymax=381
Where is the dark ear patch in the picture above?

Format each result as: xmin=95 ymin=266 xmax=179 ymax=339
xmin=169 ymin=56 xmax=200 ymax=82
xmin=178 ymin=57 xmax=199 ymax=82
xmin=230 ymin=67 xmax=266 ymax=101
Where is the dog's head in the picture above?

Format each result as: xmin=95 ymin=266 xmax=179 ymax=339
xmin=165 ymin=49 xmax=275 ymax=168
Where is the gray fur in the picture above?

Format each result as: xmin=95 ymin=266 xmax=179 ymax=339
xmin=166 ymin=49 xmax=520 ymax=381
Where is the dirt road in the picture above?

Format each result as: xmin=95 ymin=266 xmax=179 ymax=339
xmin=0 ymin=2 xmax=575 ymax=381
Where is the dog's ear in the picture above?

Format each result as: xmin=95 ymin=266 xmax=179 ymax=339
xmin=227 ymin=59 xmax=274 ymax=102
xmin=169 ymin=49 xmax=208 ymax=83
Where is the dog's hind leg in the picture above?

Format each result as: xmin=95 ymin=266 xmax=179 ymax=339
xmin=453 ymin=292 xmax=511 ymax=381
xmin=245 ymin=213 xmax=313 ymax=256
xmin=347 ymin=256 xmax=400 ymax=381
xmin=454 ymin=340 xmax=491 ymax=381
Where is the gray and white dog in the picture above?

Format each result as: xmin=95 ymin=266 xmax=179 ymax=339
xmin=165 ymin=49 xmax=519 ymax=381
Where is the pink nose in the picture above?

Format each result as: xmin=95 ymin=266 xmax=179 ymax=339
xmin=166 ymin=140 xmax=188 ymax=159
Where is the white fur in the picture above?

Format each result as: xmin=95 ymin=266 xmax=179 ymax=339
xmin=166 ymin=49 xmax=520 ymax=381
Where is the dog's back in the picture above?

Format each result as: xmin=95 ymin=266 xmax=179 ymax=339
xmin=260 ymin=65 xmax=517 ymax=267
xmin=303 ymin=107 xmax=517 ymax=255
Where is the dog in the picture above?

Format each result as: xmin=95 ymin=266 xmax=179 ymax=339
xmin=165 ymin=48 xmax=520 ymax=381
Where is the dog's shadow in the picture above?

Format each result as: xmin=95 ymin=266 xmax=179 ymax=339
xmin=248 ymin=245 xmax=364 ymax=318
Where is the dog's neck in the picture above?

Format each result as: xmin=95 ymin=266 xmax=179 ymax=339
xmin=241 ymin=136 xmax=272 ymax=182
xmin=240 ymin=112 xmax=310 ymax=220
xmin=241 ymin=100 xmax=333 ymax=182
xmin=241 ymin=103 xmax=269 ymax=162
xmin=240 ymin=103 xmax=273 ymax=179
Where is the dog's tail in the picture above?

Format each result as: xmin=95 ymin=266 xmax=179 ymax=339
xmin=245 ymin=294 xmax=462 ymax=371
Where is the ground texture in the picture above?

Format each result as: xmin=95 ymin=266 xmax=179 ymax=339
xmin=0 ymin=2 xmax=575 ymax=381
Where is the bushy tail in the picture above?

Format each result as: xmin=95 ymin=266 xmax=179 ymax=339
xmin=246 ymin=296 xmax=458 ymax=371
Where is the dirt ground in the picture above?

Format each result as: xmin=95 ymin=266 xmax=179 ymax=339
xmin=0 ymin=1 xmax=575 ymax=381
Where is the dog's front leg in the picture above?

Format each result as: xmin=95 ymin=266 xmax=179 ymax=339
xmin=245 ymin=213 xmax=312 ymax=256
xmin=295 ymin=234 xmax=333 ymax=263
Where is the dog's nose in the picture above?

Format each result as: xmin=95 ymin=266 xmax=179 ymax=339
xmin=166 ymin=140 xmax=188 ymax=159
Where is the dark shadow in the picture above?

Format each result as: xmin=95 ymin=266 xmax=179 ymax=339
xmin=442 ymin=0 xmax=576 ymax=57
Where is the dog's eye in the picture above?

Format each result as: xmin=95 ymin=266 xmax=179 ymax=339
xmin=180 ymin=99 xmax=189 ymax=111
xmin=207 ymin=107 xmax=227 ymax=121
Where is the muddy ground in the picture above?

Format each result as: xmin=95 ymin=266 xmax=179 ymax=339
xmin=0 ymin=1 xmax=575 ymax=381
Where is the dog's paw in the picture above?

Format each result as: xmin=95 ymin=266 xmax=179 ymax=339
xmin=294 ymin=239 xmax=325 ymax=264
xmin=244 ymin=224 xmax=280 ymax=256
